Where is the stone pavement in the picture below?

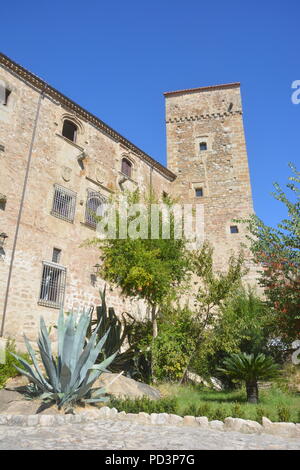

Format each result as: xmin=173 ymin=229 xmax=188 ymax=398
xmin=0 ymin=418 xmax=299 ymax=450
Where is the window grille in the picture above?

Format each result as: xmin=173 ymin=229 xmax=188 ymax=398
xmin=199 ymin=142 xmax=207 ymax=151
xmin=38 ymin=261 xmax=66 ymax=308
xmin=85 ymin=189 xmax=105 ymax=228
xmin=121 ymin=158 xmax=132 ymax=178
xmin=51 ymin=185 xmax=76 ymax=222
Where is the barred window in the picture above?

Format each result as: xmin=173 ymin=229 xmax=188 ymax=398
xmin=199 ymin=142 xmax=207 ymax=151
xmin=85 ymin=189 xmax=105 ymax=228
xmin=38 ymin=261 xmax=66 ymax=309
xmin=51 ymin=185 xmax=76 ymax=222
xmin=121 ymin=158 xmax=132 ymax=178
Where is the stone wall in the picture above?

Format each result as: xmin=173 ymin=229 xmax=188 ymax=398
xmin=165 ymin=84 xmax=257 ymax=280
xmin=0 ymin=61 xmax=171 ymax=345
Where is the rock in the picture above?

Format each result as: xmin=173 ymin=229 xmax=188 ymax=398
xmin=209 ymin=420 xmax=224 ymax=431
xmin=39 ymin=415 xmax=57 ymax=426
xmin=168 ymin=414 xmax=184 ymax=425
xmin=186 ymin=372 xmax=210 ymax=388
xmin=262 ymin=417 xmax=298 ymax=438
xmin=150 ymin=413 xmax=169 ymax=425
xmin=0 ymin=389 xmax=24 ymax=412
xmin=4 ymin=375 xmax=30 ymax=391
xmin=196 ymin=416 xmax=209 ymax=427
xmin=92 ymin=373 xmax=161 ymax=400
xmin=224 ymin=417 xmax=262 ymax=434
xmin=210 ymin=377 xmax=223 ymax=391
xmin=138 ymin=412 xmax=151 ymax=425
xmin=183 ymin=415 xmax=197 ymax=426
xmin=1 ymin=400 xmax=41 ymax=415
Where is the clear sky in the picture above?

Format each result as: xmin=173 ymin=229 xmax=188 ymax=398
xmin=1 ymin=0 xmax=299 ymax=227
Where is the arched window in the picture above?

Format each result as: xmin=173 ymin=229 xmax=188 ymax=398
xmin=62 ymin=119 xmax=78 ymax=142
xmin=121 ymin=158 xmax=132 ymax=178
xmin=199 ymin=142 xmax=207 ymax=151
xmin=85 ymin=190 xmax=105 ymax=228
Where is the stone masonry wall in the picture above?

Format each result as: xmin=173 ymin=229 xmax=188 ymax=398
xmin=165 ymin=84 xmax=257 ymax=279
xmin=0 ymin=63 xmax=171 ymax=345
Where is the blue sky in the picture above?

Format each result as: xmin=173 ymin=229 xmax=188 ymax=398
xmin=1 ymin=0 xmax=299 ymax=227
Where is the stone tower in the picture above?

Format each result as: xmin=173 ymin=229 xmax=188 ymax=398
xmin=165 ymin=83 xmax=254 ymax=271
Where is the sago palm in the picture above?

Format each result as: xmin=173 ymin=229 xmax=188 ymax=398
xmin=218 ymin=352 xmax=278 ymax=403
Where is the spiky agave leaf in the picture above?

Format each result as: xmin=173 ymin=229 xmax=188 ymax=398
xmin=12 ymin=309 xmax=116 ymax=409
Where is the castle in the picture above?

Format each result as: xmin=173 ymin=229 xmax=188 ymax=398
xmin=0 ymin=53 xmax=254 ymax=345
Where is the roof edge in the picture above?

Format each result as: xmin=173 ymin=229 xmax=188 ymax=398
xmin=164 ymin=82 xmax=241 ymax=97
xmin=0 ymin=52 xmax=176 ymax=181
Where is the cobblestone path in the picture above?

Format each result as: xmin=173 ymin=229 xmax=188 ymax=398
xmin=0 ymin=419 xmax=299 ymax=450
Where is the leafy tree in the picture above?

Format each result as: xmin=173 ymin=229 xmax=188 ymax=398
xmin=180 ymin=242 xmax=246 ymax=383
xmin=239 ymin=164 xmax=300 ymax=341
xmin=218 ymin=352 xmax=279 ymax=403
xmin=191 ymin=287 xmax=283 ymax=384
xmin=87 ymin=189 xmax=191 ymax=378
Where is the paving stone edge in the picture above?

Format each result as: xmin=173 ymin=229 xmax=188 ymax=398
xmin=0 ymin=408 xmax=299 ymax=439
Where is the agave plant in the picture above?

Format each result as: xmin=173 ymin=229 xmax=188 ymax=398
xmin=10 ymin=309 xmax=117 ymax=409
xmin=218 ymin=352 xmax=279 ymax=403
xmin=88 ymin=285 xmax=138 ymax=373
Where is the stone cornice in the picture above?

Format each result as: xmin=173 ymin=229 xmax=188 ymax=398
xmin=164 ymin=82 xmax=241 ymax=97
xmin=0 ymin=52 xmax=176 ymax=182
xmin=166 ymin=110 xmax=242 ymax=124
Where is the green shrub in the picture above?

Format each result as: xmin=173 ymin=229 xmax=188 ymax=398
xmin=212 ymin=406 xmax=228 ymax=421
xmin=0 ymin=340 xmax=31 ymax=389
xmin=196 ymin=403 xmax=211 ymax=417
xmin=297 ymin=409 xmax=300 ymax=424
xmin=231 ymin=402 xmax=245 ymax=418
xmin=108 ymin=396 xmax=177 ymax=415
xmin=277 ymin=405 xmax=291 ymax=422
xmin=255 ymin=406 xmax=267 ymax=424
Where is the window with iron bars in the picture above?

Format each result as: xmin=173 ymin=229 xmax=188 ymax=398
xmin=85 ymin=189 xmax=105 ymax=228
xmin=38 ymin=261 xmax=66 ymax=309
xmin=51 ymin=184 xmax=76 ymax=222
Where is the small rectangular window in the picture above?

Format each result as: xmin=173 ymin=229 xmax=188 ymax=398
xmin=38 ymin=261 xmax=66 ymax=309
xmin=52 ymin=248 xmax=61 ymax=263
xmin=0 ymin=86 xmax=11 ymax=106
xmin=51 ymin=185 xmax=76 ymax=222
xmin=230 ymin=225 xmax=239 ymax=234
xmin=195 ymin=188 xmax=203 ymax=197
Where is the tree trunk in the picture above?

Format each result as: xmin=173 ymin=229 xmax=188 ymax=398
xmin=246 ymin=381 xmax=259 ymax=404
xmin=150 ymin=304 xmax=158 ymax=382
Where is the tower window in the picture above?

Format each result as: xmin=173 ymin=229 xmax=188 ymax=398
xmin=121 ymin=158 xmax=132 ymax=178
xmin=195 ymin=188 xmax=203 ymax=197
xmin=199 ymin=142 xmax=207 ymax=151
xmin=62 ymin=119 xmax=78 ymax=142
xmin=0 ymin=86 xmax=11 ymax=106
xmin=230 ymin=225 xmax=239 ymax=234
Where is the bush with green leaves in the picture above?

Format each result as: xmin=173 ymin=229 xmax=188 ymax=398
xmin=11 ymin=310 xmax=116 ymax=409
xmin=152 ymin=306 xmax=196 ymax=382
xmin=277 ymin=405 xmax=291 ymax=422
xmin=108 ymin=396 xmax=177 ymax=414
xmin=218 ymin=353 xmax=279 ymax=403
xmin=0 ymin=340 xmax=31 ymax=389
